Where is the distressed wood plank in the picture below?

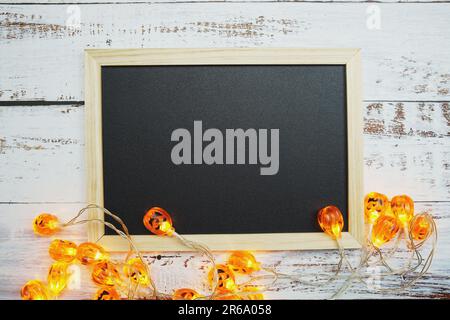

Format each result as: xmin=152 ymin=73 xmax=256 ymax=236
xmin=1 ymin=102 xmax=449 ymax=203
xmin=3 ymin=1 xmax=449 ymax=4
xmin=364 ymin=102 xmax=450 ymax=200
xmin=0 ymin=202 xmax=448 ymax=299
xmin=0 ymin=104 xmax=85 ymax=203
xmin=0 ymin=3 xmax=449 ymax=101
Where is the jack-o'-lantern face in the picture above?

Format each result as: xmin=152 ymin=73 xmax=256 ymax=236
xmin=227 ymin=251 xmax=261 ymax=275
xmin=208 ymin=264 xmax=236 ymax=293
xmin=410 ymin=213 xmax=433 ymax=242
xmin=123 ymin=258 xmax=150 ymax=286
xmin=94 ymin=287 xmax=120 ymax=300
xmin=92 ymin=261 xmax=121 ymax=287
xmin=143 ymin=207 xmax=174 ymax=236
xmin=391 ymin=195 xmax=414 ymax=227
xmin=173 ymin=288 xmax=202 ymax=300
xmin=364 ymin=192 xmax=389 ymax=224
xmin=371 ymin=214 xmax=399 ymax=248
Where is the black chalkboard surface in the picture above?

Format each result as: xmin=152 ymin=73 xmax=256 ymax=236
xmin=101 ymin=65 xmax=348 ymax=236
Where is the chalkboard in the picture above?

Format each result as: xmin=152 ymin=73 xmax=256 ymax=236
xmin=85 ymin=49 xmax=364 ymax=250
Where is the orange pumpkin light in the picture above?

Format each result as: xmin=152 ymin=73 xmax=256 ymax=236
xmin=143 ymin=207 xmax=174 ymax=236
xmin=21 ymin=280 xmax=49 ymax=300
xmin=410 ymin=214 xmax=433 ymax=242
xmin=123 ymin=258 xmax=150 ymax=286
xmin=242 ymin=286 xmax=264 ymax=300
xmin=76 ymin=242 xmax=109 ymax=265
xmin=364 ymin=192 xmax=389 ymax=224
xmin=391 ymin=195 xmax=414 ymax=227
xmin=33 ymin=213 xmax=60 ymax=236
xmin=94 ymin=287 xmax=120 ymax=300
xmin=47 ymin=262 xmax=70 ymax=296
xmin=371 ymin=215 xmax=399 ymax=248
xmin=92 ymin=261 xmax=121 ymax=287
xmin=317 ymin=205 xmax=344 ymax=239
xmin=49 ymin=239 xmax=77 ymax=263
xmin=173 ymin=288 xmax=202 ymax=300
xmin=227 ymin=251 xmax=261 ymax=274
xmin=208 ymin=264 xmax=236 ymax=293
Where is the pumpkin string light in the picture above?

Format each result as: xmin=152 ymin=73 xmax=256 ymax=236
xmin=331 ymin=196 xmax=437 ymax=299
xmin=49 ymin=239 xmax=78 ymax=263
xmin=243 ymin=207 xmax=349 ymax=289
xmin=173 ymin=288 xmax=203 ymax=300
xmin=22 ymin=193 xmax=438 ymax=300
xmin=26 ymin=204 xmax=160 ymax=300
xmin=266 ymin=206 xmax=352 ymax=287
xmin=346 ymin=213 xmax=437 ymax=296
xmin=364 ymin=192 xmax=389 ymax=226
xmin=33 ymin=213 xmax=60 ymax=236
xmin=143 ymin=207 xmax=219 ymax=299
xmin=21 ymin=280 xmax=49 ymax=300
xmin=47 ymin=261 xmax=71 ymax=296
xmin=63 ymin=204 xmax=159 ymax=299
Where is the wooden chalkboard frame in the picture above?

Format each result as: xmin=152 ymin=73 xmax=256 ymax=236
xmin=85 ymin=48 xmax=364 ymax=251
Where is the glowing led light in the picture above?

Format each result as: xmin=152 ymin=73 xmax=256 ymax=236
xmin=364 ymin=192 xmax=389 ymax=224
xmin=227 ymin=251 xmax=261 ymax=274
xmin=123 ymin=258 xmax=150 ymax=286
xmin=93 ymin=287 xmax=120 ymax=300
xmin=242 ymin=286 xmax=264 ymax=300
xmin=317 ymin=205 xmax=344 ymax=239
xmin=173 ymin=288 xmax=202 ymax=300
xmin=33 ymin=213 xmax=60 ymax=236
xmin=92 ymin=261 xmax=121 ymax=287
xmin=49 ymin=239 xmax=77 ymax=263
xmin=371 ymin=215 xmax=399 ymax=248
xmin=391 ymin=195 xmax=414 ymax=227
xmin=208 ymin=264 xmax=236 ymax=293
xmin=410 ymin=214 xmax=433 ymax=242
xmin=76 ymin=242 xmax=109 ymax=265
xmin=47 ymin=262 xmax=70 ymax=296
xmin=143 ymin=207 xmax=174 ymax=236
xmin=21 ymin=280 xmax=49 ymax=300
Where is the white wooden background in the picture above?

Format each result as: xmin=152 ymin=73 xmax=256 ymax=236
xmin=0 ymin=0 xmax=449 ymax=300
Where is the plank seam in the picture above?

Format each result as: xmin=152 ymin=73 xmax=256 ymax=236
xmin=1 ymin=100 xmax=449 ymax=107
xmin=0 ymin=202 xmax=87 ymax=204
xmin=0 ymin=101 xmax=84 ymax=106
xmin=1 ymin=201 xmax=449 ymax=204
xmin=1 ymin=1 xmax=450 ymax=5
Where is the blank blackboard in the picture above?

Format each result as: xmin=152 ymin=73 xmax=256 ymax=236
xmin=85 ymin=48 xmax=363 ymax=250
xmin=102 ymin=65 xmax=348 ymax=235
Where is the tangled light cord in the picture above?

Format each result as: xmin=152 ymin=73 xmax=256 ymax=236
xmin=21 ymin=192 xmax=437 ymax=300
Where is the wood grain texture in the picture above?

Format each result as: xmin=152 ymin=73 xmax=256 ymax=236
xmin=0 ymin=1 xmax=449 ymax=299
xmin=3 ymin=1 xmax=449 ymax=4
xmin=84 ymin=48 xmax=364 ymax=250
xmin=363 ymin=102 xmax=450 ymax=201
xmin=0 ymin=202 xmax=448 ymax=299
xmin=0 ymin=103 xmax=448 ymax=298
xmin=1 ymin=102 xmax=448 ymax=203
xmin=0 ymin=3 xmax=450 ymax=101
